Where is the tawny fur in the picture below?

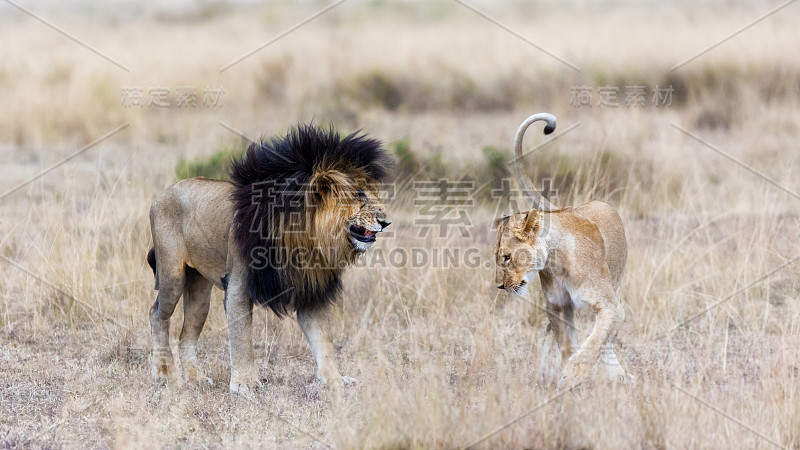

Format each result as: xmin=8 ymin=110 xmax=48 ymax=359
xmin=147 ymin=125 xmax=392 ymax=394
xmin=494 ymin=113 xmax=631 ymax=387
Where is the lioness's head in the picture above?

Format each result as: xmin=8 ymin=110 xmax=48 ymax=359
xmin=494 ymin=210 xmax=548 ymax=296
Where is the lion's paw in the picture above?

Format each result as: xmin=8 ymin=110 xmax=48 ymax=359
xmin=184 ymin=364 xmax=214 ymax=386
xmin=315 ymin=373 xmax=358 ymax=389
xmin=151 ymin=361 xmax=177 ymax=386
xmin=229 ymin=374 xmax=262 ymax=395
xmin=196 ymin=376 xmax=214 ymax=386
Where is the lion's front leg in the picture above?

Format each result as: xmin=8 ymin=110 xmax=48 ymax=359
xmin=297 ymin=306 xmax=355 ymax=387
xmin=224 ymin=274 xmax=262 ymax=395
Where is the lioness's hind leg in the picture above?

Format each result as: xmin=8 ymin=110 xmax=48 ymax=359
xmin=600 ymin=303 xmax=632 ymax=383
xmin=600 ymin=342 xmax=628 ymax=381
xmin=179 ymin=268 xmax=213 ymax=385
xmin=558 ymin=283 xmax=622 ymax=388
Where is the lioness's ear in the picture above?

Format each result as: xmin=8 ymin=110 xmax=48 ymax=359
xmin=521 ymin=210 xmax=539 ymax=235
xmin=494 ymin=215 xmax=510 ymax=229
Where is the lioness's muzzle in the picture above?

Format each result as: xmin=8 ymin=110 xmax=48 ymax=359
xmin=498 ymin=280 xmax=526 ymax=290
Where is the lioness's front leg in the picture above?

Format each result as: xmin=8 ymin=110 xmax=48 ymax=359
xmin=545 ymin=302 xmax=577 ymax=367
xmin=541 ymin=275 xmax=577 ymax=368
xmin=297 ymin=306 xmax=355 ymax=386
xmin=225 ymin=272 xmax=262 ymax=394
xmin=558 ymin=282 xmax=622 ymax=389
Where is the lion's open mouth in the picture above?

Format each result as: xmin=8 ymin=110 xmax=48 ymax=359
xmin=349 ymin=225 xmax=377 ymax=243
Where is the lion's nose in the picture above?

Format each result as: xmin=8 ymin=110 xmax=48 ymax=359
xmin=377 ymin=218 xmax=392 ymax=229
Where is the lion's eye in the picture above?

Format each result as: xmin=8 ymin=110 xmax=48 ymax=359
xmin=356 ymin=189 xmax=367 ymax=201
xmin=503 ymin=253 xmax=511 ymax=262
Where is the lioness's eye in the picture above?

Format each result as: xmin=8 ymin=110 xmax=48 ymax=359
xmin=503 ymin=253 xmax=511 ymax=262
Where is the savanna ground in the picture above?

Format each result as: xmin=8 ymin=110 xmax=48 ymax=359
xmin=2 ymin=1 xmax=800 ymax=448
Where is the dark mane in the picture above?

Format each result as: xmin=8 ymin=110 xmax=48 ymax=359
xmin=229 ymin=124 xmax=392 ymax=317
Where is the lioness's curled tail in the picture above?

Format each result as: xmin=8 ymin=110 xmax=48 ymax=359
xmin=513 ymin=113 xmax=558 ymax=211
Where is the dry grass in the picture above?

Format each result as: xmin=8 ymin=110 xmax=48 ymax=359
xmin=2 ymin=2 xmax=800 ymax=448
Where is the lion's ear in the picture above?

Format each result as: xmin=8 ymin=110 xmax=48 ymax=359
xmin=308 ymin=169 xmax=347 ymax=203
xmin=520 ymin=210 xmax=539 ymax=235
xmin=494 ymin=215 xmax=510 ymax=229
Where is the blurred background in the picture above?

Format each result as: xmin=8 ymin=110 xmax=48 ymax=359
xmin=1 ymin=1 xmax=799 ymax=447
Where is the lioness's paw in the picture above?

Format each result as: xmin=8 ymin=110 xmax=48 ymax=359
xmin=341 ymin=376 xmax=358 ymax=386
xmin=557 ymin=364 xmax=588 ymax=390
xmin=601 ymin=362 xmax=636 ymax=386
xmin=229 ymin=374 xmax=262 ymax=395
xmin=602 ymin=363 xmax=627 ymax=382
xmin=315 ymin=375 xmax=331 ymax=386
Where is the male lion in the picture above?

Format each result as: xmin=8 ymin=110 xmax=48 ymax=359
xmin=494 ymin=113 xmax=631 ymax=388
xmin=146 ymin=124 xmax=392 ymax=394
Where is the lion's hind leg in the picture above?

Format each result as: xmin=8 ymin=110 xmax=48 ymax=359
xmin=179 ymin=268 xmax=213 ymax=385
xmin=149 ymin=263 xmax=184 ymax=384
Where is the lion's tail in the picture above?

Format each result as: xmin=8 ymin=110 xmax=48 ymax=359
xmin=147 ymin=248 xmax=159 ymax=290
xmin=512 ymin=113 xmax=558 ymax=211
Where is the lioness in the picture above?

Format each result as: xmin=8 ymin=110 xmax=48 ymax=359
xmin=147 ymin=125 xmax=392 ymax=393
xmin=494 ymin=113 xmax=631 ymax=387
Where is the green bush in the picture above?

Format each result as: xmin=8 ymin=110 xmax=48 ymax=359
xmin=175 ymin=142 xmax=247 ymax=181
xmin=480 ymin=146 xmax=509 ymax=183
xmin=392 ymin=139 xmax=419 ymax=178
